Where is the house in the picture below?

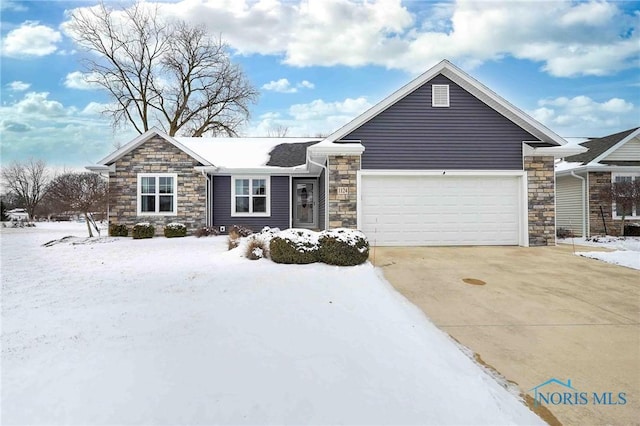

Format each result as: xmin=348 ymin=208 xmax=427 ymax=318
xmin=88 ymin=60 xmax=583 ymax=247
xmin=556 ymin=127 xmax=640 ymax=237
xmin=6 ymin=208 xmax=29 ymax=222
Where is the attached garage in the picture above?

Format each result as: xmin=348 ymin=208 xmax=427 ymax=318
xmin=359 ymin=172 xmax=527 ymax=246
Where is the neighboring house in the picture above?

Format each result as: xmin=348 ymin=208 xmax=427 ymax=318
xmin=556 ymin=127 xmax=640 ymax=237
xmin=88 ymin=60 xmax=582 ymax=247
xmin=6 ymin=208 xmax=29 ymax=222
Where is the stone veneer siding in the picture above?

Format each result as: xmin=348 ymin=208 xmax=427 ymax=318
xmin=108 ymin=136 xmax=206 ymax=234
xmin=587 ymin=171 xmax=640 ymax=236
xmin=327 ymin=155 xmax=360 ymax=229
xmin=525 ymin=156 xmax=555 ymax=246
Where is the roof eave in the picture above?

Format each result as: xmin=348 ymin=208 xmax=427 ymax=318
xmin=205 ymin=166 xmax=310 ymax=175
xmin=524 ymin=144 xmax=587 ymax=158
xmin=556 ymin=164 xmax=640 ymax=176
xmin=307 ymin=143 xmax=365 ymax=156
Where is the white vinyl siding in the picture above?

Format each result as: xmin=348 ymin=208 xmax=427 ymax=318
xmin=604 ymin=136 xmax=640 ymax=161
xmin=360 ymin=174 xmax=522 ymax=246
xmin=556 ymin=175 xmax=585 ymax=236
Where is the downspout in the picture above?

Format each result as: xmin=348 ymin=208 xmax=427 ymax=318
xmin=570 ymin=170 xmax=587 ymax=238
xmin=200 ymin=170 xmax=209 ymax=227
xmin=307 ymin=153 xmax=329 ymax=230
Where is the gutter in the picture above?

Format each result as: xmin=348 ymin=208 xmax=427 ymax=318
xmin=523 ymin=143 xmax=587 ymax=158
xmin=570 ymin=170 xmax=587 ymax=238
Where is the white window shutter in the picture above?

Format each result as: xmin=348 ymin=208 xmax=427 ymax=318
xmin=432 ymin=84 xmax=450 ymax=107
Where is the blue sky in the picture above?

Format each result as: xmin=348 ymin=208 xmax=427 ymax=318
xmin=1 ymin=0 xmax=639 ymax=169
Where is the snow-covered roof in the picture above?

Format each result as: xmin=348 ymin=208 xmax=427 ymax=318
xmin=96 ymin=128 xmax=321 ymax=171
xmin=176 ymin=137 xmax=320 ymax=168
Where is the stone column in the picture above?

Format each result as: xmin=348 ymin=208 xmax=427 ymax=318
xmin=525 ymin=155 xmax=555 ymax=246
xmin=327 ymin=155 xmax=360 ymax=229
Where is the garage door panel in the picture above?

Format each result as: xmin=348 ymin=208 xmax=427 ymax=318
xmin=361 ymin=175 xmax=521 ymax=246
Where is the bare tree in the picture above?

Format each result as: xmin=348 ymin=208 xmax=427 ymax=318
xmin=67 ymin=1 xmax=258 ymax=136
xmin=46 ymin=173 xmax=108 ymax=237
xmin=267 ymin=124 xmax=289 ymax=137
xmin=1 ymin=159 xmax=49 ymax=220
xmin=600 ymin=178 xmax=640 ymax=236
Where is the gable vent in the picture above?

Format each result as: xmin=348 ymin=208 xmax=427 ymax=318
xmin=432 ymin=84 xmax=450 ymax=107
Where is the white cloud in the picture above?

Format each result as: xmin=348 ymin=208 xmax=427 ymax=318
xmin=64 ymin=71 xmax=102 ymax=90
xmin=81 ymin=102 xmax=111 ymax=116
xmin=262 ymin=78 xmax=315 ymax=93
xmin=7 ymin=81 xmax=31 ymax=92
xmin=299 ymin=80 xmax=314 ymax=89
xmin=531 ymin=95 xmax=637 ymax=135
xmin=289 ymin=97 xmax=371 ymax=121
xmin=0 ymin=1 xmax=28 ymax=12
xmin=127 ymin=0 xmax=639 ymax=77
xmin=262 ymin=78 xmax=296 ymax=93
xmin=1 ymin=120 xmax=32 ymax=132
xmin=14 ymin=92 xmax=66 ymax=117
xmin=1 ymin=21 xmax=62 ymax=57
xmin=0 ymin=92 xmax=135 ymax=167
xmin=247 ymin=96 xmax=372 ymax=137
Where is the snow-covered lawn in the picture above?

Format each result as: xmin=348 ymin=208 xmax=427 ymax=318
xmin=1 ymin=223 xmax=542 ymax=425
xmin=559 ymin=236 xmax=640 ymax=270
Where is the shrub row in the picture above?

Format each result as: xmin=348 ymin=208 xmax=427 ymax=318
xmin=109 ymin=222 xmax=204 ymax=238
xmin=132 ymin=223 xmax=155 ymax=239
xmin=270 ymin=228 xmax=369 ymax=266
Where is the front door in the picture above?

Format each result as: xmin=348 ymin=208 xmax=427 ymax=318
xmin=293 ymin=180 xmax=317 ymax=229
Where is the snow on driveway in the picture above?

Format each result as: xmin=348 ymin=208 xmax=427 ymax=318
xmin=1 ymin=223 xmax=542 ymax=425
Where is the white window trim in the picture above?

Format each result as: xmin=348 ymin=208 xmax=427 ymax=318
xmin=611 ymin=172 xmax=640 ymax=219
xmin=432 ymin=84 xmax=450 ymax=107
xmin=231 ymin=176 xmax=271 ymax=217
xmin=137 ymin=173 xmax=178 ymax=216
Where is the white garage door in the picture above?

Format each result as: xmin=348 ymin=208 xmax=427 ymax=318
xmin=360 ymin=174 xmax=522 ymax=246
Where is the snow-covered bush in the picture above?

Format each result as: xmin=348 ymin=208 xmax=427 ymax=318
xmin=132 ymin=222 xmax=155 ymax=239
xmin=318 ymin=228 xmax=370 ymax=266
xmin=270 ymin=228 xmax=320 ymax=264
xmin=164 ymin=222 xmax=187 ymax=238
xmin=109 ymin=223 xmax=128 ymax=237
xmin=194 ymin=227 xmax=219 ymax=238
xmin=245 ymin=237 xmax=267 ymax=260
xmin=228 ymin=224 xmax=254 ymax=250
xmin=229 ymin=224 xmax=253 ymax=239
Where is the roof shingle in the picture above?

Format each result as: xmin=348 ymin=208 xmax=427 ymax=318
xmin=565 ymin=127 xmax=639 ymax=165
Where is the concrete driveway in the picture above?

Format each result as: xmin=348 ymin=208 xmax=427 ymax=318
xmin=373 ymin=245 xmax=639 ymax=426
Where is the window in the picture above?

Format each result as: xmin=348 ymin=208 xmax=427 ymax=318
xmin=612 ymin=174 xmax=640 ymax=218
xmin=232 ymin=176 xmax=270 ymax=216
xmin=137 ymin=173 xmax=177 ymax=215
xmin=432 ymin=84 xmax=450 ymax=107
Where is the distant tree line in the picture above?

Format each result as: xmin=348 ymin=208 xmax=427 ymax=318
xmin=1 ymin=159 xmax=107 ymax=236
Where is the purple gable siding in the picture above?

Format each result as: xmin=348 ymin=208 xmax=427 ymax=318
xmin=212 ymin=175 xmax=290 ymax=232
xmin=344 ymin=74 xmax=536 ymax=170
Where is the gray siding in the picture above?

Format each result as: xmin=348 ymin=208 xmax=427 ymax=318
xmin=557 ymin=174 xmax=585 ymax=237
xmin=318 ymin=167 xmax=326 ymax=230
xmin=344 ymin=74 xmax=536 ymax=170
xmin=212 ymin=175 xmax=290 ymax=232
